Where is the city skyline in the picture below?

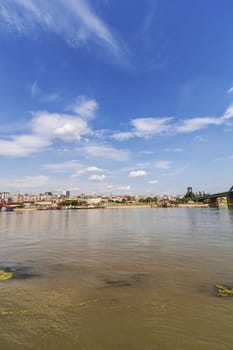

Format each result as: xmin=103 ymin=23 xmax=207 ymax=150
xmin=1 ymin=0 xmax=233 ymax=195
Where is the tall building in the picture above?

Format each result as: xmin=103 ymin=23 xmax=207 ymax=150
xmin=65 ymin=190 xmax=70 ymax=198
xmin=187 ymin=187 xmax=193 ymax=193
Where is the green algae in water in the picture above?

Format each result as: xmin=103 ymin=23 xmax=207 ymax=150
xmin=216 ymin=284 xmax=233 ymax=297
xmin=0 ymin=269 xmax=13 ymax=281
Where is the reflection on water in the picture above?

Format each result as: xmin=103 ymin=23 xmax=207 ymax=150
xmin=0 ymin=208 xmax=233 ymax=349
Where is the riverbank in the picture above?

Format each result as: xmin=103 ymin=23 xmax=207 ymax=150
xmin=106 ymin=203 xmax=210 ymax=209
xmin=9 ymin=203 xmax=227 ymax=212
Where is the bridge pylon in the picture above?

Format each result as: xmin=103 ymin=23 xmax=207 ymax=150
xmin=227 ymin=186 xmax=233 ymax=208
xmin=208 ymin=197 xmax=220 ymax=208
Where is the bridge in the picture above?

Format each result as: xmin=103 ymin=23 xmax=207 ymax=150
xmin=193 ymin=186 xmax=233 ymax=208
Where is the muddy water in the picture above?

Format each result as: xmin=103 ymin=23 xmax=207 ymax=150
xmin=0 ymin=208 xmax=233 ymax=350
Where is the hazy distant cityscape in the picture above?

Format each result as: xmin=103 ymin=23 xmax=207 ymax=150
xmin=0 ymin=186 xmax=229 ymax=211
xmin=0 ymin=189 xmax=181 ymax=208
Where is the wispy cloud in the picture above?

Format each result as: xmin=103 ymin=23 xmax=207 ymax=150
xmin=0 ymin=175 xmax=50 ymax=192
xmin=112 ymin=102 xmax=233 ymax=140
xmin=227 ymin=86 xmax=233 ymax=94
xmin=223 ymin=103 xmax=233 ymax=120
xmin=155 ymin=161 xmax=171 ymax=169
xmin=194 ymin=135 xmax=207 ymax=142
xmin=13 ymin=175 xmax=49 ymax=189
xmin=43 ymin=160 xmax=81 ymax=172
xmin=0 ymin=134 xmax=51 ymax=157
xmin=0 ymin=0 xmax=124 ymax=57
xmin=112 ymin=117 xmax=172 ymax=140
xmin=83 ymin=144 xmax=130 ymax=161
xmin=176 ymin=104 xmax=233 ymax=133
xmin=163 ymin=164 xmax=189 ymax=177
xmin=140 ymin=150 xmax=154 ymax=155
xmin=128 ymin=170 xmax=148 ymax=177
xmin=30 ymin=80 xmax=40 ymax=97
xmin=148 ymin=179 xmax=159 ymax=185
xmin=111 ymin=131 xmax=134 ymax=141
xmin=117 ymin=185 xmax=131 ymax=191
xmin=176 ymin=116 xmax=222 ymax=133
xmin=42 ymin=93 xmax=61 ymax=103
xmin=164 ymin=148 xmax=183 ymax=153
xmin=214 ymin=154 xmax=233 ymax=162
xmin=72 ymin=166 xmax=103 ymax=177
xmin=67 ymin=95 xmax=98 ymax=119
xmin=89 ymin=174 xmax=106 ymax=182
xmin=141 ymin=0 xmax=157 ymax=35
xmin=30 ymin=80 xmax=61 ymax=102
xmin=132 ymin=118 xmax=172 ymax=137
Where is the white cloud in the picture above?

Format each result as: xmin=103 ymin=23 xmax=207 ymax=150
xmin=194 ymin=135 xmax=207 ymax=142
xmin=214 ymin=154 xmax=233 ymax=162
xmin=223 ymin=104 xmax=233 ymax=120
xmin=0 ymin=0 xmax=123 ymax=57
xmin=13 ymin=175 xmax=49 ymax=189
xmin=132 ymin=117 xmax=172 ymax=137
xmin=112 ymin=132 xmax=134 ymax=141
xmin=164 ymin=164 xmax=189 ymax=177
xmin=117 ymin=185 xmax=131 ymax=191
xmin=112 ymin=117 xmax=172 ymax=140
xmin=83 ymin=145 xmax=130 ymax=161
xmin=148 ymin=180 xmax=158 ymax=184
xmin=140 ymin=150 xmax=154 ymax=155
xmin=31 ymin=80 xmax=40 ymax=97
xmin=227 ymin=86 xmax=233 ymax=94
xmin=89 ymin=174 xmax=106 ymax=182
xmin=164 ymin=148 xmax=183 ymax=153
xmin=112 ymin=102 xmax=233 ymax=141
xmin=176 ymin=104 xmax=233 ymax=133
xmin=72 ymin=166 xmax=103 ymax=177
xmin=176 ymin=117 xmax=222 ymax=133
xmin=224 ymin=126 xmax=233 ymax=132
xmin=113 ymin=113 xmax=232 ymax=138
xmin=42 ymin=93 xmax=61 ymax=103
xmin=128 ymin=170 xmax=148 ymax=177
xmin=86 ymin=166 xmax=102 ymax=172
xmin=68 ymin=186 xmax=80 ymax=192
xmin=0 ymin=134 xmax=51 ymax=156
xmin=43 ymin=160 xmax=81 ymax=172
xmin=0 ymin=100 xmax=94 ymax=156
xmin=68 ymin=96 xmax=98 ymax=119
xmin=2 ymin=98 xmax=233 ymax=159
xmin=65 ymin=0 xmax=121 ymax=53
xmin=155 ymin=161 xmax=171 ymax=169
xmin=32 ymin=111 xmax=91 ymax=141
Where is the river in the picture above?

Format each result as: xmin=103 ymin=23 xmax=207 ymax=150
xmin=0 ymin=208 xmax=233 ymax=350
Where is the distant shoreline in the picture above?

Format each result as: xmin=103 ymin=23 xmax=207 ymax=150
xmin=9 ymin=203 xmax=228 ymax=212
xmin=106 ymin=203 xmax=209 ymax=209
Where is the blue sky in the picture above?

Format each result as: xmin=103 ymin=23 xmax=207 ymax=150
xmin=0 ymin=0 xmax=233 ymax=195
